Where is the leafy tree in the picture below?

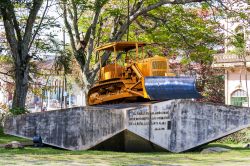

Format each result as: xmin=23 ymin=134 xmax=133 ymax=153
xmin=132 ymin=4 xmax=225 ymax=102
xmin=0 ymin=0 xmax=62 ymax=109
xmin=0 ymin=0 xmax=44 ymax=109
xmin=133 ymin=5 xmax=222 ymax=60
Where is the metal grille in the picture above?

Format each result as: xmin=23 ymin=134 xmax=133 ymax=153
xmin=231 ymin=89 xmax=248 ymax=107
xmin=152 ymin=71 xmax=166 ymax=76
xmin=152 ymin=61 xmax=167 ymax=69
xmin=152 ymin=61 xmax=167 ymax=76
xmin=231 ymin=97 xmax=248 ymax=107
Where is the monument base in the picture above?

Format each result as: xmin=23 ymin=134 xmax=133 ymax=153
xmin=4 ymin=100 xmax=250 ymax=152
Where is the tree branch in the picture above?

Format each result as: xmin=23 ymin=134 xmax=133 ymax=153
xmin=23 ymin=0 xmax=43 ymax=61
xmin=71 ymin=0 xmax=80 ymax=43
xmin=61 ymin=1 xmax=76 ymax=53
xmin=113 ymin=0 xmax=205 ymax=41
xmin=29 ymin=0 xmax=49 ymax=51
xmin=0 ymin=7 xmax=18 ymax=62
xmin=4 ymin=0 xmax=22 ymax=41
xmin=84 ymin=0 xmax=106 ymax=72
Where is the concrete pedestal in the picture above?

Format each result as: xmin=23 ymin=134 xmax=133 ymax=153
xmin=4 ymin=100 xmax=250 ymax=152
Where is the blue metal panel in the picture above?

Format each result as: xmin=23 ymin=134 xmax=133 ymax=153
xmin=144 ymin=76 xmax=201 ymax=100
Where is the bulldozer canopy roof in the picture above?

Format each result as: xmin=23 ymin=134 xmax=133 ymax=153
xmin=95 ymin=41 xmax=146 ymax=52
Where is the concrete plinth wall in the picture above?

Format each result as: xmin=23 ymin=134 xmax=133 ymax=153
xmin=126 ymin=100 xmax=250 ymax=152
xmin=4 ymin=100 xmax=250 ymax=152
xmin=4 ymin=107 xmax=126 ymax=150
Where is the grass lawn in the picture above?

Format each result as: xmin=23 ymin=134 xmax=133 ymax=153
xmin=0 ymin=127 xmax=32 ymax=144
xmin=1 ymin=128 xmax=250 ymax=166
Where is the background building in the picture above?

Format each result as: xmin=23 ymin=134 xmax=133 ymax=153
xmin=212 ymin=1 xmax=250 ymax=107
xmin=0 ymin=59 xmax=86 ymax=112
xmin=213 ymin=54 xmax=250 ymax=107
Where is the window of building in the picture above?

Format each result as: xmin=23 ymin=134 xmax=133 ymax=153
xmin=231 ymin=89 xmax=248 ymax=106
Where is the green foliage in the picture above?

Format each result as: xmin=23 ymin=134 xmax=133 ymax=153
xmin=129 ymin=5 xmax=221 ymax=64
xmin=55 ymin=49 xmax=72 ymax=75
xmin=105 ymin=8 xmax=122 ymax=16
xmin=0 ymin=55 xmax=13 ymax=64
xmin=230 ymin=32 xmax=245 ymax=49
xmin=78 ymin=16 xmax=91 ymax=33
xmin=228 ymin=31 xmax=245 ymax=57
xmin=9 ymin=107 xmax=29 ymax=116
xmin=198 ymin=74 xmax=225 ymax=103
xmin=76 ymin=1 xmax=222 ymax=68
xmin=201 ymin=2 xmax=210 ymax=10
xmin=0 ymin=126 xmax=3 ymax=135
xmin=217 ymin=128 xmax=250 ymax=144
xmin=0 ymin=112 xmax=6 ymax=129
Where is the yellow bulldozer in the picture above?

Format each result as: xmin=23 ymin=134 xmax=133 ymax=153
xmin=88 ymin=41 xmax=200 ymax=105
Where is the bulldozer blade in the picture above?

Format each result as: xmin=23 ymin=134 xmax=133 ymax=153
xmin=144 ymin=76 xmax=201 ymax=100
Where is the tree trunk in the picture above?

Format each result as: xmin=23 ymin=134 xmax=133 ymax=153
xmin=12 ymin=64 xmax=29 ymax=109
xmin=1 ymin=0 xmax=43 ymax=110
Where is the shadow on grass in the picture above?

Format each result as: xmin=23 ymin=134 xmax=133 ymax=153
xmin=202 ymin=143 xmax=250 ymax=151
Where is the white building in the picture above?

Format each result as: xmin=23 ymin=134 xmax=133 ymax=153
xmin=212 ymin=1 xmax=250 ymax=107
xmin=213 ymin=54 xmax=250 ymax=107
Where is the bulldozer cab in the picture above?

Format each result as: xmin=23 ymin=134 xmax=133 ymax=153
xmin=96 ymin=42 xmax=146 ymax=81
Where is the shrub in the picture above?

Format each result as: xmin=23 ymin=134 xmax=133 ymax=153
xmin=0 ymin=113 xmax=5 ymax=130
xmin=9 ymin=107 xmax=29 ymax=115
xmin=216 ymin=128 xmax=250 ymax=144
